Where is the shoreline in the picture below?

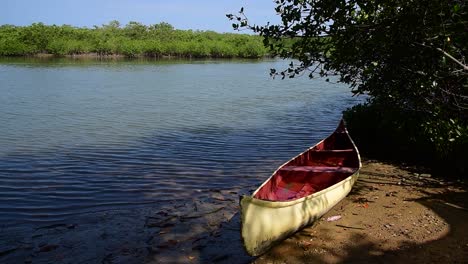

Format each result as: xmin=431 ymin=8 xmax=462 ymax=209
xmin=0 ymin=53 xmax=271 ymax=60
xmin=1 ymin=160 xmax=466 ymax=263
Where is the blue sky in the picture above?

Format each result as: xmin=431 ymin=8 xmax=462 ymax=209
xmin=1 ymin=0 xmax=280 ymax=33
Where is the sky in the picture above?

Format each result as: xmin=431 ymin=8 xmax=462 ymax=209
xmin=1 ymin=0 xmax=280 ymax=33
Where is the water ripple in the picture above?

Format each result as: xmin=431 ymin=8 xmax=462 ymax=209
xmin=0 ymin=59 xmax=362 ymax=227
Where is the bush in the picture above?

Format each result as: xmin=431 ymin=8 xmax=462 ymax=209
xmin=142 ymin=41 xmax=164 ymax=57
xmin=118 ymin=40 xmax=143 ymax=57
xmin=0 ymin=38 xmax=34 ymax=55
xmin=47 ymin=39 xmax=91 ymax=55
xmin=0 ymin=22 xmax=268 ymax=58
xmin=344 ymin=102 xmax=468 ymax=176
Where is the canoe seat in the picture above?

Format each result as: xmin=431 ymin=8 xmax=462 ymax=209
xmin=277 ymin=166 xmax=356 ymax=195
xmin=255 ymin=165 xmax=357 ymax=201
xmin=279 ymin=165 xmax=356 ymax=173
xmin=288 ymin=148 xmax=358 ymax=167
xmin=311 ymin=149 xmax=354 ymax=153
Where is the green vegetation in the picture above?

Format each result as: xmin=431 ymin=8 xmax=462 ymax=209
xmin=229 ymin=0 xmax=468 ymax=176
xmin=0 ymin=21 xmax=267 ymax=58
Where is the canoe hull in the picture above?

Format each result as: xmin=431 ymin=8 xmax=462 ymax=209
xmin=240 ymin=171 xmax=359 ymax=256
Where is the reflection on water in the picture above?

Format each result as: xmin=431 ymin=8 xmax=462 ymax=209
xmin=0 ymin=58 xmax=361 ymax=226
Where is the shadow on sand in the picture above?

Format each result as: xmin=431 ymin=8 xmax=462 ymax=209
xmin=251 ymin=161 xmax=468 ymax=263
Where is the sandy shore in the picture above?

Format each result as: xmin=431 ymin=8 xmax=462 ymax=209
xmin=1 ymin=160 xmax=466 ymax=263
xmin=254 ymin=161 xmax=468 ymax=263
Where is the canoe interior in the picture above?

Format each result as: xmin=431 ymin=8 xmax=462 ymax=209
xmin=254 ymin=121 xmax=360 ymax=201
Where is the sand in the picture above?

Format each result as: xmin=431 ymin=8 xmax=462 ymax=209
xmin=254 ymin=161 xmax=468 ymax=263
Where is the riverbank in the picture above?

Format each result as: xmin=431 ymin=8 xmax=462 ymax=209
xmin=1 ymin=160 xmax=466 ymax=263
xmin=0 ymin=22 xmax=268 ymax=58
xmin=2 ymin=53 xmax=271 ymax=59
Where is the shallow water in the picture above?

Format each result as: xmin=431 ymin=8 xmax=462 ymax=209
xmin=0 ymin=58 xmax=360 ymax=227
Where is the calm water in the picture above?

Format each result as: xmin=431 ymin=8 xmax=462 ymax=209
xmin=0 ymin=58 xmax=360 ymax=227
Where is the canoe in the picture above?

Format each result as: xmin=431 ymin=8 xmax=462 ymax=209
xmin=240 ymin=119 xmax=361 ymax=256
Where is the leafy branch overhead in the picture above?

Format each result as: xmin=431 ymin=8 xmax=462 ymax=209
xmin=227 ymin=0 xmax=467 ymax=111
xmin=228 ymin=0 xmax=467 ymax=173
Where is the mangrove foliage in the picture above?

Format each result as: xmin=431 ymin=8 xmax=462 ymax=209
xmin=0 ymin=21 xmax=267 ymax=58
xmin=229 ymin=0 xmax=468 ymax=176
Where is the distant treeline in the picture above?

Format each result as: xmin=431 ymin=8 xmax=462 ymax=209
xmin=0 ymin=21 xmax=268 ymax=58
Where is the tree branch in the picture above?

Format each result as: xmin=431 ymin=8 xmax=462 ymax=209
xmin=436 ymin=48 xmax=468 ymax=71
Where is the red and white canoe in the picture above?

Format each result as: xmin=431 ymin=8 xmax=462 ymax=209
xmin=240 ymin=119 xmax=361 ymax=256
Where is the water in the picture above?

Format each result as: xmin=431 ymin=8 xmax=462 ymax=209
xmin=0 ymin=58 xmax=360 ymax=227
